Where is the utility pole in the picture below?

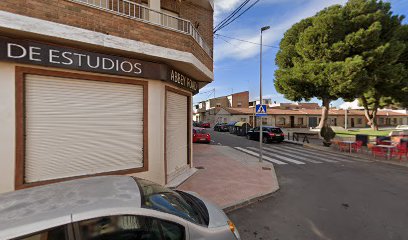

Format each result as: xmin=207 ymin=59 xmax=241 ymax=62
xmin=345 ymin=108 xmax=348 ymax=130
xmin=259 ymin=25 xmax=270 ymax=163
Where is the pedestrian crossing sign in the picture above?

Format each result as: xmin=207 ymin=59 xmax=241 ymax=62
xmin=256 ymin=104 xmax=267 ymax=116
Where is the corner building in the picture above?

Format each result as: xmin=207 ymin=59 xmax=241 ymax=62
xmin=0 ymin=0 xmax=214 ymax=192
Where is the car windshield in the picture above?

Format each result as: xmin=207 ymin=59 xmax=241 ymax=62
xmin=196 ymin=129 xmax=207 ymax=134
xmin=135 ymin=178 xmax=209 ymax=226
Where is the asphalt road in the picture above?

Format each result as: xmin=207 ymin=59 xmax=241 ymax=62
xmin=207 ymin=129 xmax=408 ymax=240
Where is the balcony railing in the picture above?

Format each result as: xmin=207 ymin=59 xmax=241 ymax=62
xmin=70 ymin=0 xmax=213 ymax=58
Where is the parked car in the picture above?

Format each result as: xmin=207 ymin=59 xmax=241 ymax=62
xmin=0 ymin=176 xmax=240 ymax=240
xmin=193 ymin=127 xmax=211 ymax=143
xmin=247 ymin=126 xmax=285 ymax=143
xmin=214 ymin=123 xmax=229 ymax=132
xmin=201 ymin=122 xmax=211 ymax=128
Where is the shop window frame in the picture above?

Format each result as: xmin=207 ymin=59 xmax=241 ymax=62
xmin=15 ymin=67 xmax=149 ymax=190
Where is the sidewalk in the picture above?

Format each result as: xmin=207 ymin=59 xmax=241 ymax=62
xmin=177 ymin=144 xmax=279 ymax=211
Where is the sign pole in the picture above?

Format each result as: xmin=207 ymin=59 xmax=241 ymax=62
xmin=259 ymin=26 xmax=270 ymax=162
xmin=259 ymin=29 xmax=263 ymax=163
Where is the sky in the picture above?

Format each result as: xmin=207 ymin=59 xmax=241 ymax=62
xmin=193 ymin=0 xmax=408 ymax=107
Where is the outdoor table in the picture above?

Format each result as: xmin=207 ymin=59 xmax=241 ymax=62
xmin=376 ymin=145 xmax=397 ymax=160
xmin=341 ymin=141 xmax=355 ymax=153
xmin=381 ymin=140 xmax=393 ymax=145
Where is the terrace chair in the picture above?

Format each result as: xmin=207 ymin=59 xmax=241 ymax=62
xmin=338 ymin=142 xmax=349 ymax=152
xmin=366 ymin=143 xmax=375 ymax=154
xmin=331 ymin=140 xmax=340 ymax=149
xmin=352 ymin=141 xmax=363 ymax=153
xmin=372 ymin=146 xmax=387 ymax=159
xmin=394 ymin=144 xmax=408 ymax=161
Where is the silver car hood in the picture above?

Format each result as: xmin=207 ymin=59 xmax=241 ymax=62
xmin=182 ymin=191 xmax=229 ymax=228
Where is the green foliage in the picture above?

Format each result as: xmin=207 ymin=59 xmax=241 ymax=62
xmin=275 ymin=0 xmax=408 ymax=115
xmin=320 ymin=126 xmax=336 ymax=142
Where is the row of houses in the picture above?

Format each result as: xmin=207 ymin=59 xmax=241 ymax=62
xmin=214 ymin=107 xmax=408 ymax=128
xmin=194 ymin=91 xmax=408 ymax=128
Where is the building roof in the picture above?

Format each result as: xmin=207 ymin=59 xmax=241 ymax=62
xmin=0 ymin=176 xmax=142 ymax=239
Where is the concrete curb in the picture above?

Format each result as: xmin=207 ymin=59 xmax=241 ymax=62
xmin=283 ymin=139 xmax=304 ymax=146
xmin=223 ymin=189 xmax=278 ymax=213
xmin=217 ymin=146 xmax=280 ymax=212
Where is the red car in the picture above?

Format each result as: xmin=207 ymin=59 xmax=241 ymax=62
xmin=193 ymin=127 xmax=211 ymax=143
xmin=200 ymin=122 xmax=211 ymax=128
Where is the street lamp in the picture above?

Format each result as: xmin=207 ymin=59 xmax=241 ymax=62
xmin=259 ymin=25 xmax=270 ymax=163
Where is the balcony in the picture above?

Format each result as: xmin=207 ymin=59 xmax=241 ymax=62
xmin=71 ymin=0 xmax=212 ymax=58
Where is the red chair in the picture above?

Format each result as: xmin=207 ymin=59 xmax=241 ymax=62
xmin=372 ymin=146 xmax=387 ymax=158
xmin=338 ymin=142 xmax=349 ymax=152
xmin=394 ymin=144 xmax=408 ymax=161
xmin=352 ymin=141 xmax=363 ymax=153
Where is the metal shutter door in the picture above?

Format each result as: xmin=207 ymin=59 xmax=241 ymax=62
xmin=25 ymin=74 xmax=144 ymax=183
xmin=166 ymin=91 xmax=188 ymax=182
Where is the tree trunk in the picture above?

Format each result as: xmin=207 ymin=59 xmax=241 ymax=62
xmin=361 ymin=96 xmax=379 ymax=130
xmin=317 ymin=98 xmax=330 ymax=129
xmin=371 ymin=109 xmax=378 ymax=130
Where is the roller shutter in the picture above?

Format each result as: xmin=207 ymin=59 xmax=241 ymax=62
xmin=24 ymin=74 xmax=144 ymax=183
xmin=166 ymin=91 xmax=188 ymax=183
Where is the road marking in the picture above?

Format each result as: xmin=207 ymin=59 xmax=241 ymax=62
xmin=261 ymin=147 xmax=322 ymax=164
xmin=248 ymin=147 xmax=306 ymax=165
xmin=282 ymin=144 xmax=355 ymax=160
xmin=266 ymin=145 xmax=339 ymax=163
xmin=268 ymin=147 xmax=338 ymax=163
xmin=234 ymin=147 xmax=287 ymax=165
xmin=266 ymin=145 xmax=350 ymax=163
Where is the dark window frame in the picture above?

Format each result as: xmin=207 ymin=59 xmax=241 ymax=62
xmin=14 ymin=223 xmax=74 ymax=240
xmin=73 ymin=215 xmax=186 ymax=240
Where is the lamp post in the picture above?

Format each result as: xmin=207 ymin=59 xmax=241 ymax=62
xmin=259 ymin=25 xmax=270 ymax=162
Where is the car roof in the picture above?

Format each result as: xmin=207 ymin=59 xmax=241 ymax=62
xmin=259 ymin=126 xmax=281 ymax=129
xmin=0 ymin=176 xmax=141 ymax=239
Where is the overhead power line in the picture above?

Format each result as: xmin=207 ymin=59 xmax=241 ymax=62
xmin=215 ymin=33 xmax=280 ymax=48
xmin=214 ymin=0 xmax=251 ymax=33
xmin=214 ymin=0 xmax=261 ymax=33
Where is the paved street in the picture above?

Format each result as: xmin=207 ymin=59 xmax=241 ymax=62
xmin=206 ymin=129 xmax=408 ymax=240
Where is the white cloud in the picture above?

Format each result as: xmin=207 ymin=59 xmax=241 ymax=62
xmin=214 ymin=0 xmax=348 ymax=61
xmin=215 ymin=0 xmax=243 ymax=13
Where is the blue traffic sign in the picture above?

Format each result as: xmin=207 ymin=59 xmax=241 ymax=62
xmin=256 ymin=104 xmax=267 ymax=116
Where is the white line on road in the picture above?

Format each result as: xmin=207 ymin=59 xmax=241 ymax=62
xmin=265 ymin=145 xmax=340 ymax=163
xmin=261 ymin=147 xmax=322 ymax=164
xmin=279 ymin=145 xmax=355 ymax=163
xmin=234 ymin=147 xmax=287 ymax=165
xmin=248 ymin=147 xmax=306 ymax=165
